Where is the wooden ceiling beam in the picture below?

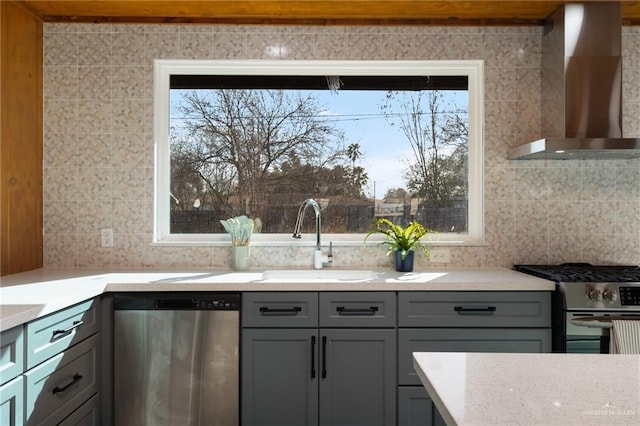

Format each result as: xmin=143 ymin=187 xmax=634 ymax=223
xmin=19 ymin=1 xmax=640 ymax=25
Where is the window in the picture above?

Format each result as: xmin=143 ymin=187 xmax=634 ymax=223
xmin=154 ymin=60 xmax=483 ymax=244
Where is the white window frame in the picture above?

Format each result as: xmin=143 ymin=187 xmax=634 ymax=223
xmin=154 ymin=59 xmax=484 ymax=246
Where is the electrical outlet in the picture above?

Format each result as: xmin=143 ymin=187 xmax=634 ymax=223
xmin=430 ymin=249 xmax=450 ymax=263
xmin=101 ymin=228 xmax=114 ymax=247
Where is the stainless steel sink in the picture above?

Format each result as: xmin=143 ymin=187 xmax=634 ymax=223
xmin=261 ymin=269 xmax=378 ymax=282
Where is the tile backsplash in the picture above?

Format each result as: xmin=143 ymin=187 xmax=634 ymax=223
xmin=42 ymin=23 xmax=640 ymax=269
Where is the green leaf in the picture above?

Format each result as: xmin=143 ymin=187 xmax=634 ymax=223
xmin=363 ymin=218 xmax=435 ymax=258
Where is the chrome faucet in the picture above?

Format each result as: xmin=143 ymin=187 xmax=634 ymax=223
xmin=292 ymin=198 xmax=333 ymax=269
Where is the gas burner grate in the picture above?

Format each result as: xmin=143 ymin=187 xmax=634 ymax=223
xmin=514 ymin=264 xmax=640 ymax=283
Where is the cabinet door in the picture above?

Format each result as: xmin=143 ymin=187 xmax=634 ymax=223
xmin=398 ymin=328 xmax=552 ymax=385
xmin=0 ymin=325 xmax=24 ymax=385
xmin=319 ymin=329 xmax=396 ymax=426
xmin=24 ymin=335 xmax=99 ymax=426
xmin=397 ymin=387 xmax=446 ymax=426
xmin=242 ymin=329 xmax=318 ymax=426
xmin=0 ymin=376 xmax=24 ymax=426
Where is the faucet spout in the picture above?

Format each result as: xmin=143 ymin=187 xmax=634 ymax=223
xmin=293 ymin=199 xmax=332 ymax=269
xmin=292 ymin=198 xmax=321 ymax=250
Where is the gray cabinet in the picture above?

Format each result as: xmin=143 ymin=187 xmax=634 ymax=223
xmin=319 ymin=329 xmax=395 ymax=426
xmin=397 ymin=291 xmax=552 ymax=426
xmin=242 ymin=328 xmax=318 ymax=426
xmin=398 ymin=291 xmax=551 ymax=328
xmin=242 ymin=292 xmax=397 ymax=426
xmin=319 ymin=292 xmax=396 ymax=328
xmin=243 ymin=292 xmax=318 ymax=328
xmin=398 ymin=328 xmax=551 ymax=386
xmin=58 ymin=394 xmax=100 ymax=426
xmin=397 ymin=387 xmax=445 ymax=426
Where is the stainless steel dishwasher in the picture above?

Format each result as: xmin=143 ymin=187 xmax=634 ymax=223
xmin=113 ymin=292 xmax=240 ymax=426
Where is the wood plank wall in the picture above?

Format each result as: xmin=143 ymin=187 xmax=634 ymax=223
xmin=1 ymin=1 xmax=43 ymax=276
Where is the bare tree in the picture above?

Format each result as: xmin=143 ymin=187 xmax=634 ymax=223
xmin=171 ymin=89 xmax=344 ymax=222
xmin=380 ymin=90 xmax=468 ymax=208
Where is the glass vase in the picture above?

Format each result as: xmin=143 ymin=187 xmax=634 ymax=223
xmin=231 ymin=246 xmax=250 ymax=271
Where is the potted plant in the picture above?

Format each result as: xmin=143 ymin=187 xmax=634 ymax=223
xmin=364 ymin=218 xmax=433 ymax=272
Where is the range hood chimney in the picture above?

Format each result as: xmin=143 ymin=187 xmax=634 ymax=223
xmin=509 ymin=2 xmax=640 ymax=160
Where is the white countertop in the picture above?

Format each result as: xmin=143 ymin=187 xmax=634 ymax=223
xmin=0 ymin=267 xmax=554 ymax=332
xmin=413 ymin=352 xmax=640 ymax=426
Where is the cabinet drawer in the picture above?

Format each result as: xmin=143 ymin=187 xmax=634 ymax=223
xmin=319 ymin=292 xmax=396 ymax=327
xmin=397 ymin=386 xmax=445 ymax=426
xmin=26 ymin=299 xmax=100 ymax=369
xmin=243 ymin=292 xmax=318 ymax=327
xmin=398 ymin=292 xmax=551 ymax=328
xmin=1 ymin=326 xmax=24 ymax=385
xmin=58 ymin=393 xmax=100 ymax=426
xmin=0 ymin=375 xmax=24 ymax=426
xmin=398 ymin=328 xmax=552 ymax=385
xmin=25 ymin=334 xmax=99 ymax=426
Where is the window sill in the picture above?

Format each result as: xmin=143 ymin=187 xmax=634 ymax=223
xmin=150 ymin=238 xmax=487 ymax=248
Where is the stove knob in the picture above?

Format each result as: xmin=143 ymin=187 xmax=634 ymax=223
xmin=602 ymin=288 xmax=617 ymax=303
xmin=587 ymin=288 xmax=602 ymax=302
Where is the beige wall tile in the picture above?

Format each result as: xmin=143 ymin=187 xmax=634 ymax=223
xmin=77 ymin=33 xmax=111 ymax=66
xmin=179 ymin=32 xmax=214 ymax=59
xmin=79 ymin=66 xmax=112 ymax=100
xmin=41 ymin=23 xmax=640 ymax=269
xmin=44 ymin=33 xmax=77 ymax=66
xmin=45 ymin=66 xmax=78 ymax=99
xmin=76 ymin=201 xmax=112 ymax=238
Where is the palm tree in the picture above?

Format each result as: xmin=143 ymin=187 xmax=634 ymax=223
xmin=346 ymin=143 xmax=361 ymax=169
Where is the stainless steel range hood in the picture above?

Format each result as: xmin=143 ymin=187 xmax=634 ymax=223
xmin=509 ymin=2 xmax=640 ymax=160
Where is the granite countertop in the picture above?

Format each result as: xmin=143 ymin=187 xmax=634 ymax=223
xmin=0 ymin=267 xmax=554 ymax=332
xmin=413 ymin=352 xmax=640 ymax=426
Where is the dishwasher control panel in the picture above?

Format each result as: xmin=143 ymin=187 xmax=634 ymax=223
xmin=114 ymin=292 xmax=240 ymax=310
xmin=193 ymin=298 xmax=239 ymax=310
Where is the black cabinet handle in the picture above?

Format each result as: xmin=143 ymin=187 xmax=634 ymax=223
xmin=454 ymin=306 xmax=496 ymax=314
xmin=311 ymin=336 xmax=316 ymax=379
xmin=321 ymin=336 xmax=327 ymax=379
xmin=336 ymin=306 xmax=379 ymax=315
xmin=52 ymin=320 xmax=84 ymax=338
xmin=259 ymin=306 xmax=302 ymax=314
xmin=52 ymin=373 xmax=83 ymax=395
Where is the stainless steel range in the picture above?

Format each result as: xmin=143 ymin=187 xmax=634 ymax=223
xmin=514 ymin=264 xmax=640 ymax=353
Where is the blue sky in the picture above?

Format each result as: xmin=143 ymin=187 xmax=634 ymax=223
xmin=311 ymin=89 xmax=468 ymax=198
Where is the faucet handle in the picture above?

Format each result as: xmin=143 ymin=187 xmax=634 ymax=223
xmin=327 ymin=241 xmax=334 ymax=264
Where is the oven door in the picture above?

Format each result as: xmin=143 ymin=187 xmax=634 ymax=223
xmin=565 ymin=312 xmax=609 ymax=354
xmin=566 ymin=336 xmax=606 ymax=353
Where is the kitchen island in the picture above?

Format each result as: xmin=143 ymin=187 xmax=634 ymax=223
xmin=413 ymin=352 xmax=640 ymax=425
